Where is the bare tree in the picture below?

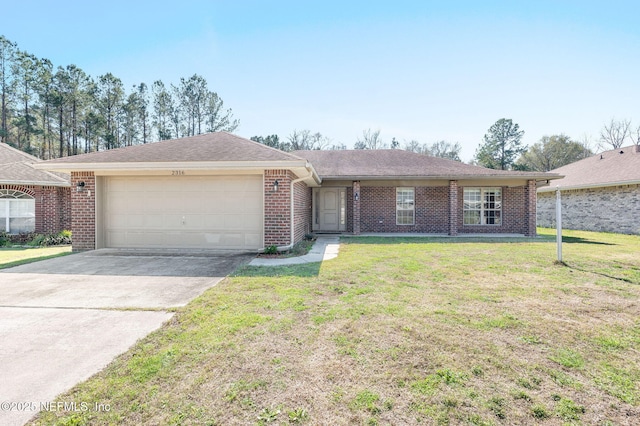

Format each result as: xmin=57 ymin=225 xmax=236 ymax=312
xmin=599 ymin=118 xmax=631 ymax=150
xmin=630 ymin=125 xmax=640 ymax=147
xmin=354 ymin=128 xmax=386 ymax=149
xmin=287 ymin=129 xmax=314 ymax=150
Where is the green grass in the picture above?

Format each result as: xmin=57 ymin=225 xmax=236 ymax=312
xmin=30 ymin=228 xmax=640 ymax=425
xmin=0 ymin=245 xmax=72 ymax=269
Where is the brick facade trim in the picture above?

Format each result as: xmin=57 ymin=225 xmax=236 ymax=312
xmin=70 ymin=172 xmax=96 ymax=251
xmin=352 ymin=181 xmax=361 ymax=234
xmin=449 ymin=180 xmax=458 ymax=236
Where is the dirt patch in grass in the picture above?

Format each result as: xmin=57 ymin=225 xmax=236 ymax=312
xmin=30 ymin=229 xmax=640 ymax=425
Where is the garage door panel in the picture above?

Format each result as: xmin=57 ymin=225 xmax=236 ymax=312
xmin=104 ymin=175 xmax=263 ymax=250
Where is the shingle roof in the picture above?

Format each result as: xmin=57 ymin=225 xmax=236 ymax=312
xmin=42 ymin=132 xmax=304 ymax=164
xmin=0 ymin=143 xmax=70 ymax=186
xmin=294 ymin=149 xmax=557 ymax=180
xmin=538 ymin=145 xmax=640 ymax=192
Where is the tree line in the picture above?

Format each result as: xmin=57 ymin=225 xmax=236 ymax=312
xmin=0 ymin=35 xmax=238 ymax=159
xmin=473 ymin=117 xmax=640 ymax=171
xmin=251 ymin=129 xmax=464 ymax=161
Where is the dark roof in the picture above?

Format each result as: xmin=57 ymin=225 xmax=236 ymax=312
xmin=43 ymin=132 xmax=304 ymax=164
xmin=0 ymin=143 xmax=70 ymax=186
xmin=539 ymin=145 xmax=640 ymax=192
xmin=294 ymin=149 xmax=557 ymax=180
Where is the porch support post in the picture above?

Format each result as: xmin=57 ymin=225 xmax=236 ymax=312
xmin=448 ymin=180 xmax=458 ymax=236
xmin=352 ymin=180 xmax=361 ymax=235
xmin=525 ymin=179 xmax=537 ymax=237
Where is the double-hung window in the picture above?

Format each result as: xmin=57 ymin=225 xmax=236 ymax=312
xmin=0 ymin=189 xmax=35 ymax=233
xmin=396 ymin=187 xmax=415 ymax=225
xmin=463 ymin=188 xmax=501 ymax=225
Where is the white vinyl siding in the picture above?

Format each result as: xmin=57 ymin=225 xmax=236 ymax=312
xmin=396 ymin=187 xmax=415 ymax=225
xmin=0 ymin=189 xmax=35 ymax=234
xmin=463 ymin=188 xmax=502 ymax=225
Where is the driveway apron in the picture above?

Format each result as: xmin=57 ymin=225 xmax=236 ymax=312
xmin=0 ymin=250 xmax=252 ymax=426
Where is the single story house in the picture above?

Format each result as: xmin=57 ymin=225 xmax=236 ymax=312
xmin=538 ymin=145 xmax=640 ymax=235
xmin=0 ymin=142 xmax=71 ymax=234
xmin=36 ymin=132 xmax=560 ymax=252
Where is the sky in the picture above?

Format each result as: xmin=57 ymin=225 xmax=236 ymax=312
xmin=2 ymin=1 xmax=640 ymax=161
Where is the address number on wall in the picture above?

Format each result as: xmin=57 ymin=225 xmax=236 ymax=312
xmin=171 ymin=170 xmax=185 ymax=176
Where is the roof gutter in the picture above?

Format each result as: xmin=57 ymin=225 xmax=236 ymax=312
xmin=0 ymin=179 xmax=70 ymax=187
xmin=33 ymin=160 xmax=311 ymax=173
xmin=538 ymin=179 xmax=640 ymax=192
xmin=319 ymin=174 xmax=562 ymax=181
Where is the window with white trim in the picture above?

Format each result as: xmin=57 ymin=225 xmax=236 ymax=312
xmin=463 ymin=188 xmax=501 ymax=225
xmin=396 ymin=187 xmax=415 ymax=225
xmin=0 ymin=189 xmax=35 ymax=234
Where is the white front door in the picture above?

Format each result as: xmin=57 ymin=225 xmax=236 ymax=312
xmin=313 ymin=188 xmax=346 ymax=231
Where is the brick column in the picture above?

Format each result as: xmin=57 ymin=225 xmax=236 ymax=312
xmin=525 ymin=179 xmax=537 ymax=237
xmin=448 ymin=180 xmax=458 ymax=236
xmin=352 ymin=181 xmax=361 ymax=235
xmin=70 ymin=172 xmax=96 ymax=251
xmin=264 ymin=170 xmax=291 ymax=247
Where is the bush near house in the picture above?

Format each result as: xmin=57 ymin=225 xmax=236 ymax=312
xmin=0 ymin=230 xmax=72 ymax=247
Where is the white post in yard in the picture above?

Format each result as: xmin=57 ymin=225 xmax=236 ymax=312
xmin=556 ymin=186 xmax=562 ymax=263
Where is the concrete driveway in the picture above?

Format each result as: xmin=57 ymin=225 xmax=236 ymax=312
xmin=0 ymin=250 xmax=253 ymax=426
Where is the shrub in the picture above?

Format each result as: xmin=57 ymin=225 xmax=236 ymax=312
xmin=263 ymin=245 xmax=278 ymax=255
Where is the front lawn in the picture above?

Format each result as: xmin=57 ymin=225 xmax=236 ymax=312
xmin=31 ymin=229 xmax=640 ymax=425
xmin=0 ymin=246 xmax=72 ymax=269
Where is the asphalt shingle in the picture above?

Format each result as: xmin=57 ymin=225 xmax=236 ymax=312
xmin=539 ymin=145 xmax=640 ymax=191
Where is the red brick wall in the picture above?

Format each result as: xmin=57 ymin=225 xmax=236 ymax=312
xmin=293 ymin=180 xmax=311 ymax=243
xmin=0 ymin=184 xmax=70 ymax=234
xmin=35 ymin=186 xmax=71 ymax=234
xmin=359 ymin=186 xmax=449 ymax=233
xmin=449 ymin=181 xmax=458 ymax=236
xmin=264 ymin=170 xmax=291 ymax=247
xmin=456 ymin=186 xmax=529 ymax=234
xmin=352 ymin=181 xmax=361 ymax=234
xmin=70 ymin=172 xmax=96 ymax=251
xmin=525 ymin=180 xmax=537 ymax=237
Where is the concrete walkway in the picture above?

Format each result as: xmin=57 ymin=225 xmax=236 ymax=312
xmin=249 ymin=236 xmax=340 ymax=266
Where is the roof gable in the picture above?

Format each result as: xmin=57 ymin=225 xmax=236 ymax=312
xmin=0 ymin=143 xmax=70 ymax=186
xmin=42 ymin=132 xmax=304 ymax=164
xmin=539 ymin=145 xmax=640 ymax=191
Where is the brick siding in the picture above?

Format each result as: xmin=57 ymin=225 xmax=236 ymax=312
xmin=70 ymin=172 xmax=96 ymax=251
xmin=264 ymin=169 xmax=292 ymax=247
xmin=359 ymin=186 xmax=449 ymax=233
xmin=0 ymin=184 xmax=71 ymax=234
xmin=537 ymin=184 xmax=640 ymax=235
xmin=449 ymin=181 xmax=458 ymax=236
xmin=456 ymin=185 xmax=530 ymax=234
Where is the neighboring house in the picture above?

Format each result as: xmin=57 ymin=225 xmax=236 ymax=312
xmin=36 ymin=132 xmax=559 ymax=252
xmin=537 ymin=145 xmax=640 ymax=235
xmin=0 ymin=143 xmax=71 ymax=235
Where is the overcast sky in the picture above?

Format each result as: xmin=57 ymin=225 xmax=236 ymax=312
xmin=3 ymin=1 xmax=639 ymax=160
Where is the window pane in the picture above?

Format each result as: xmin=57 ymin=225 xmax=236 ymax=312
xmin=10 ymin=200 xmax=34 ymax=216
xmin=9 ymin=217 xmax=35 ymax=233
xmin=396 ymin=188 xmax=415 ymax=225
xmin=464 ymin=210 xmax=480 ymax=225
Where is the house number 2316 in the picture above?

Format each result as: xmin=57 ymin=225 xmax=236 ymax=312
xmin=171 ymin=170 xmax=185 ymax=176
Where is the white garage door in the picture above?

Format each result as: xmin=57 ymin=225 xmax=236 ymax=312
xmin=104 ymin=175 xmax=263 ymax=250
